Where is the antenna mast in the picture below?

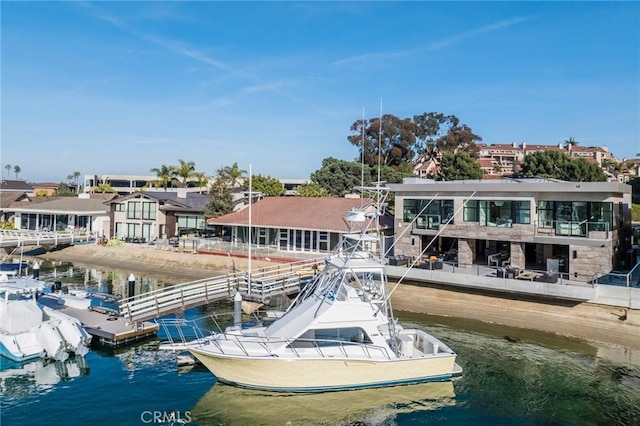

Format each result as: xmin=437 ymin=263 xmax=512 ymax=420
xmin=378 ymin=98 xmax=382 ymax=184
xmin=361 ymin=107 xmax=365 ymax=201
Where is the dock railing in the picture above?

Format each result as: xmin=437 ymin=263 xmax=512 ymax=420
xmin=118 ymin=258 xmax=322 ymax=323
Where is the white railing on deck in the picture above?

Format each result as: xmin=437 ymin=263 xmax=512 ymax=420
xmin=118 ymin=258 xmax=322 ymax=322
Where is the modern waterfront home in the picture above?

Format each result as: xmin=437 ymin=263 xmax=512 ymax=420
xmin=389 ymin=177 xmax=635 ymax=282
xmin=104 ymin=189 xmax=209 ymax=241
xmin=206 ymin=196 xmax=394 ymax=253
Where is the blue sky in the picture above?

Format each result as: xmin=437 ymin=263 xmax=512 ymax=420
xmin=2 ymin=1 xmax=639 ymax=183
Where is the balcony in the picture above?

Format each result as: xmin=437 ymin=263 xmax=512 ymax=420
xmin=535 ymin=220 xmax=610 ymax=239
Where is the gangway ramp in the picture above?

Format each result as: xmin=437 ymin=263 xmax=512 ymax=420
xmin=118 ymin=258 xmax=323 ymax=323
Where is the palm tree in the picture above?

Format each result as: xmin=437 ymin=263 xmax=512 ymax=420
xmin=67 ymin=171 xmax=81 ymax=193
xmin=4 ymin=164 xmax=11 ymax=179
xmin=192 ymin=171 xmax=210 ymax=188
xmin=13 ymin=165 xmax=21 ymax=180
xmin=93 ymin=177 xmax=116 ymax=193
xmin=173 ymin=159 xmax=197 ymax=188
xmin=218 ymin=162 xmax=247 ymax=188
xmin=563 ymin=137 xmax=578 ymax=150
xmin=150 ymin=164 xmax=176 ymax=191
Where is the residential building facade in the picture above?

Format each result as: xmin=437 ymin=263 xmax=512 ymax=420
xmin=105 ymin=190 xmax=209 ymax=241
xmin=3 ymin=195 xmax=113 ymax=236
xmin=206 ymin=197 xmax=393 ymax=253
xmin=389 ymin=177 xmax=634 ymax=281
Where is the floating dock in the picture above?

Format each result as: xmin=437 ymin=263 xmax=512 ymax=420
xmin=38 ymin=293 xmax=159 ymax=346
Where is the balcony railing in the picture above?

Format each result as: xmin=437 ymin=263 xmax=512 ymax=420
xmin=535 ymin=220 xmax=610 ymax=239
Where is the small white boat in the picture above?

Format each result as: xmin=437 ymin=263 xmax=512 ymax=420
xmin=179 ymin=184 xmax=461 ymax=392
xmin=0 ymin=276 xmax=92 ymax=362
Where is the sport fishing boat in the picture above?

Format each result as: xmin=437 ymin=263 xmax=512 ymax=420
xmin=184 ymin=184 xmax=461 ymax=392
xmin=0 ymin=275 xmax=92 ymax=362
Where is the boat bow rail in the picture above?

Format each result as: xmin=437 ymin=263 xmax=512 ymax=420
xmin=118 ymin=258 xmax=323 ymax=323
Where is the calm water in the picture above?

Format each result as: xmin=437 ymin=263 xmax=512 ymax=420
xmin=1 ymin=261 xmax=639 ymax=425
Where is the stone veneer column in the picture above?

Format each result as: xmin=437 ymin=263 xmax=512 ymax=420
xmin=511 ymin=242 xmax=525 ymax=270
xmin=458 ymin=239 xmax=474 ymax=267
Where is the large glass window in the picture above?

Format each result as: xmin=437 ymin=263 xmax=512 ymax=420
xmin=463 ymin=200 xmax=479 ymax=222
xmin=588 ymin=202 xmax=613 ymax=232
xmin=513 ymin=201 xmax=530 ymax=224
xmin=177 ymin=215 xmax=205 ymax=234
xmin=555 ymin=201 xmax=587 ymax=236
xmin=538 ymin=201 xmax=554 ymax=228
xmin=480 ymin=201 xmax=512 ymax=227
xmin=404 ymin=198 xmax=454 ymax=228
xmin=127 ymin=201 xmax=141 ymax=219
xmin=142 ymin=202 xmax=156 ymax=220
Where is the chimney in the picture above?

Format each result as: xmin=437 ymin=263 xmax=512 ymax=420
xmin=177 ymin=188 xmax=187 ymax=199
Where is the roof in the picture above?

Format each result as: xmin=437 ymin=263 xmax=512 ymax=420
xmin=106 ymin=191 xmax=209 ymax=212
xmin=207 ymin=197 xmax=380 ymax=232
xmin=4 ymin=197 xmax=109 ymax=214
xmin=0 ymin=180 xmax=33 ymax=192
xmin=0 ymin=191 xmax=30 ymax=208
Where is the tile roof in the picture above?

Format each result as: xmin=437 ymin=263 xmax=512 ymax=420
xmin=207 ymin=197 xmax=379 ymax=232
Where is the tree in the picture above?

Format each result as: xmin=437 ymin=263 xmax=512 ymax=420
xmin=203 ymin=179 xmax=234 ymax=218
xmin=435 ymin=124 xmax=482 ymax=157
xmin=310 ymin=157 xmax=413 ymax=197
xmin=4 ymin=164 xmax=11 ymax=179
xmin=13 ymin=165 xmax=21 ymax=180
xmin=310 ymin=157 xmax=370 ymax=197
xmin=192 ymin=172 xmax=209 ymax=188
xmin=295 ymin=182 xmax=328 ymax=197
xmin=67 ymin=171 xmax=81 ymax=193
xmin=413 ymin=112 xmax=481 ymax=156
xmin=218 ymin=162 xmax=247 ymax=188
xmin=435 ymin=151 xmax=483 ymax=181
xmin=93 ymin=177 xmax=116 ymax=193
xmin=520 ymin=150 xmax=606 ymax=182
xmin=173 ymin=159 xmax=197 ymax=188
xmin=150 ymin=164 xmax=176 ymax=190
xmin=242 ymin=174 xmax=285 ymax=196
xmin=347 ymin=114 xmax=417 ymax=168
xmin=55 ymin=182 xmax=75 ymax=196
xmin=563 ymin=137 xmax=579 ymax=150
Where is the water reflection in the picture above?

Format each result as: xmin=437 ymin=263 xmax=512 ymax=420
xmin=32 ymin=260 xmax=170 ymax=298
xmin=190 ymin=381 xmax=456 ymax=425
xmin=0 ymin=356 xmax=89 ymax=402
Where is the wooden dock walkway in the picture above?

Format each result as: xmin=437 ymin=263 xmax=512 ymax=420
xmin=38 ymin=293 xmax=159 ymax=346
xmin=118 ymin=258 xmax=322 ymax=323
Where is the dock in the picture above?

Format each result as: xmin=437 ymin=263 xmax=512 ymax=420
xmin=38 ymin=293 xmax=159 ymax=346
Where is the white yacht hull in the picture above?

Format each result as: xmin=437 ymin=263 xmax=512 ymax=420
xmin=189 ymin=348 xmax=458 ymax=392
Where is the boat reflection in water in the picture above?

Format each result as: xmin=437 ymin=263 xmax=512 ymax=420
xmin=190 ymin=380 xmax=456 ymax=425
xmin=0 ymin=356 xmax=89 ymax=401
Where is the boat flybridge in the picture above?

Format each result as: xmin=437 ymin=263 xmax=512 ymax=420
xmin=0 ymin=274 xmax=92 ymax=363
xmin=183 ymin=184 xmax=462 ymax=392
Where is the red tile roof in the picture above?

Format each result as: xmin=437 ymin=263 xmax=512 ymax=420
xmin=207 ymin=197 xmax=377 ymax=232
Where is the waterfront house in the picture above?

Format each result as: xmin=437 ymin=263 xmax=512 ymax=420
xmin=3 ymin=194 xmax=113 ymax=235
xmin=389 ymin=177 xmax=634 ymax=281
xmin=206 ymin=196 xmax=393 ymax=253
xmin=105 ymin=189 xmax=209 ymax=241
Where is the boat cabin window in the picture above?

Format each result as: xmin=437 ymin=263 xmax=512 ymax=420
xmin=288 ymin=327 xmax=373 ymax=349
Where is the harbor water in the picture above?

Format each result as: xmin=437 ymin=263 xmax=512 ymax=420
xmin=1 ymin=261 xmax=639 ymax=425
